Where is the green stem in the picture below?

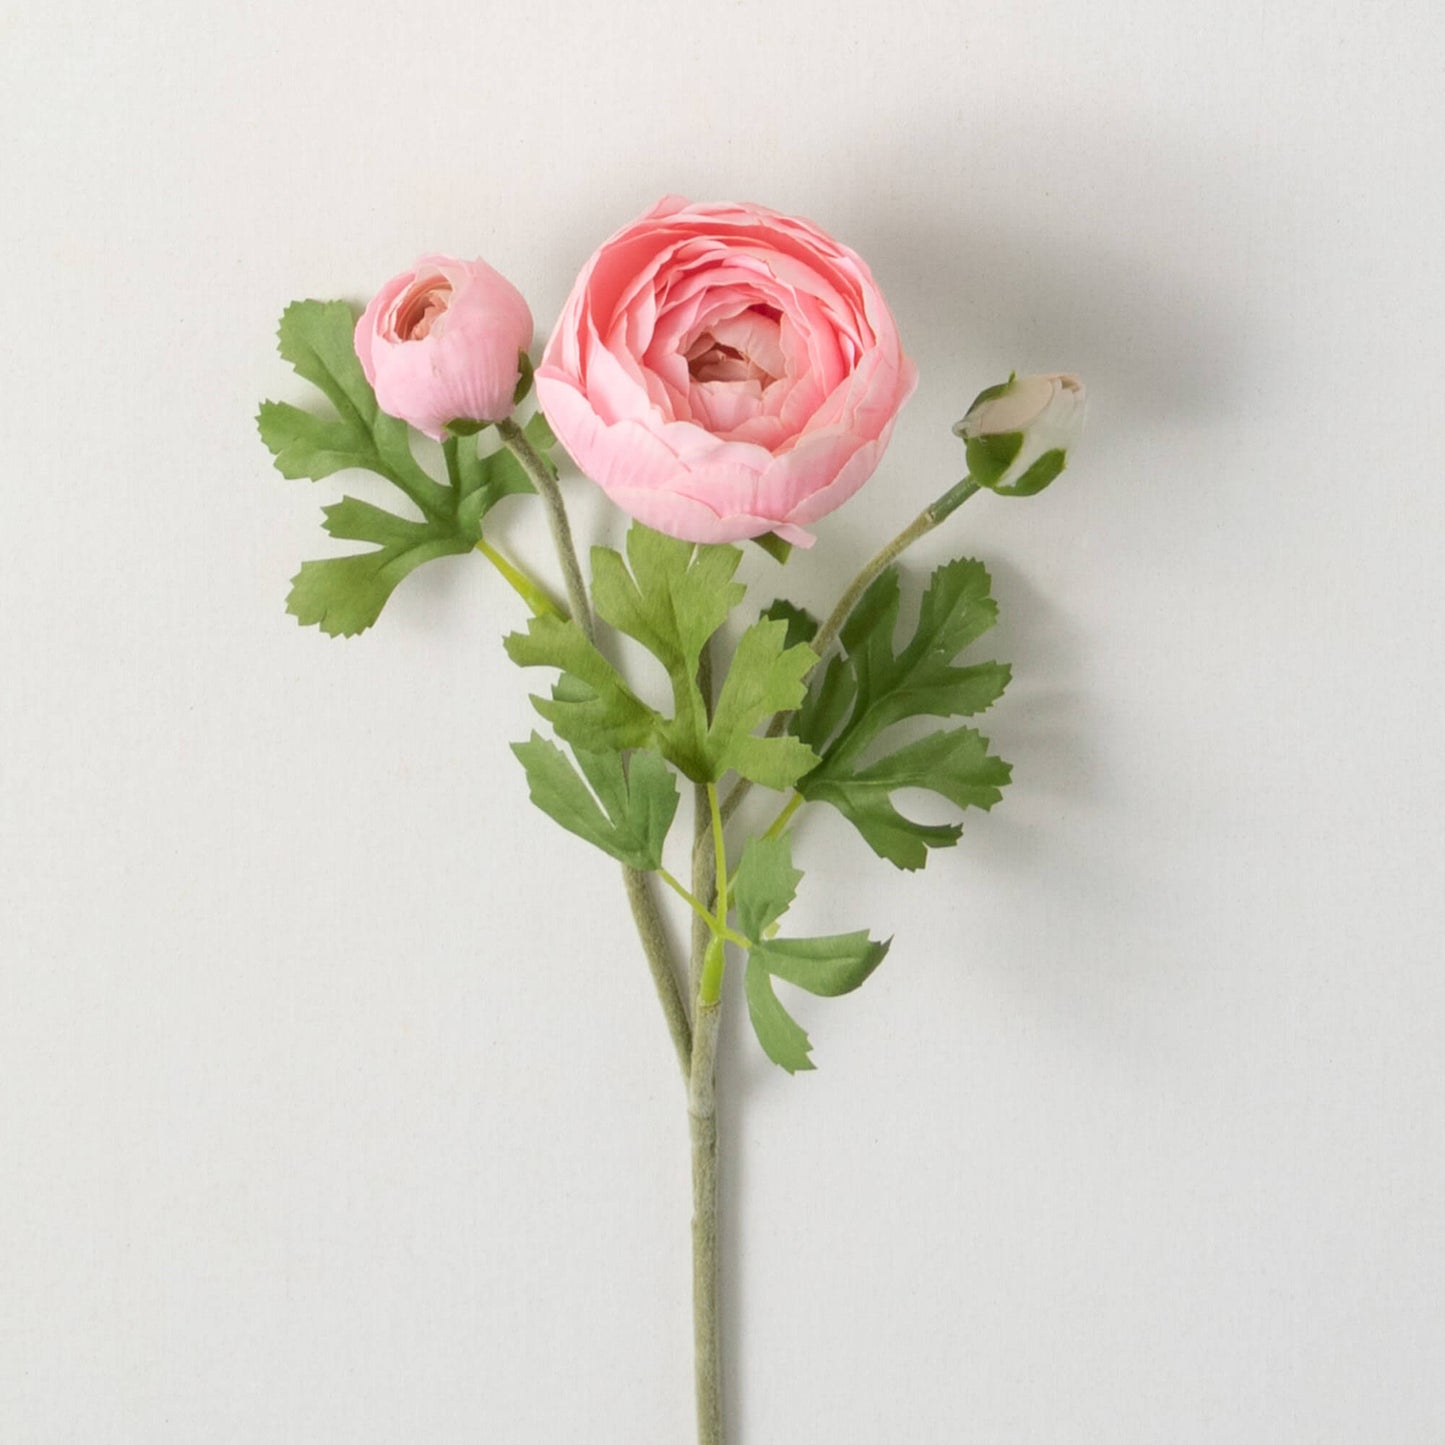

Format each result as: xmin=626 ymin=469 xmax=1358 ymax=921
xmin=498 ymin=418 xmax=593 ymax=642
xmin=623 ymin=866 xmax=693 ymax=1080
xmin=762 ymin=792 xmax=803 ymax=841
xmin=691 ymin=643 xmax=717 ymax=1008
xmin=720 ymin=478 xmax=983 ymax=826
xmin=657 ymin=867 xmax=711 ymax=920
xmin=498 ymin=416 xmax=693 ymax=1080
xmin=474 ymin=539 xmax=562 ymax=619
xmin=699 ymin=786 xmax=730 ymax=1007
xmin=690 ymin=999 xmax=722 ymax=1445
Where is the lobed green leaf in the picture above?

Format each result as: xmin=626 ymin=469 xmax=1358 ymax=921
xmin=795 ymin=558 xmax=1013 ymax=868
xmin=511 ymin=733 xmax=678 ymax=871
xmin=285 ymin=513 xmax=473 ymax=637
xmin=744 ymin=961 xmax=816 ymax=1074
xmin=259 ymin=299 xmax=451 ymax=519
xmin=504 ymin=615 xmax=660 ymax=753
xmin=706 ymin=619 xmax=820 ymax=789
xmin=732 ymin=835 xmax=803 ymax=941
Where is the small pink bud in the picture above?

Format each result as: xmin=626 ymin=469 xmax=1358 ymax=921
xmin=354 ymin=255 xmax=533 ymax=441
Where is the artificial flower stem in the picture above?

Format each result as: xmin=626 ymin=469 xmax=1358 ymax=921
xmin=691 ymin=645 xmax=717 ymax=1007
xmin=473 ymin=539 xmax=563 ymax=620
xmin=497 ymin=418 xmax=592 ymax=641
xmin=623 ymin=867 xmax=693 ymax=1079
xmin=706 ymin=785 xmax=729 ymax=986
xmin=720 ymin=478 xmax=983 ymax=825
xmin=497 ymin=416 xmax=694 ymax=1077
xmin=692 ymin=783 xmax=730 ymax=1443
xmin=689 ymin=996 xmax=723 ymax=1445
xmin=762 ymin=792 xmax=803 ymax=842
xmin=657 ymin=867 xmax=712 ymax=920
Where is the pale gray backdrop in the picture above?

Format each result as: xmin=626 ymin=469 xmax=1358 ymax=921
xmin=3 ymin=0 xmax=1443 ymax=1440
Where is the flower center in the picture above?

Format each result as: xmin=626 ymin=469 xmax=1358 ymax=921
xmin=684 ymin=308 xmax=783 ymax=389
xmin=394 ymin=278 xmax=453 ymax=341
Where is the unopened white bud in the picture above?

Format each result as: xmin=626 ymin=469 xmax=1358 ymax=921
xmin=953 ymin=372 xmax=1086 ymax=496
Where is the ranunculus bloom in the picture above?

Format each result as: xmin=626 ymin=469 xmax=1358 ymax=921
xmin=355 ymin=255 xmax=533 ymax=441
xmin=536 ymin=198 xmax=917 ymax=546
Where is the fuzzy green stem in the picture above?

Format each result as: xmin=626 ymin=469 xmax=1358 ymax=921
xmin=690 ymin=999 xmax=723 ymax=1445
xmin=691 ymin=645 xmax=716 ymax=1008
xmin=498 ymin=418 xmax=593 ymax=643
xmin=623 ymin=866 xmax=693 ymax=1079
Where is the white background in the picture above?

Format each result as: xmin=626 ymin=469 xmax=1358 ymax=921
xmin=3 ymin=1 xmax=1443 ymax=1440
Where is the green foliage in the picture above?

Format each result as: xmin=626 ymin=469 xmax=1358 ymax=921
xmin=732 ymin=835 xmax=889 ymax=1072
xmin=452 ymin=413 xmax=553 ymax=536
xmin=998 ymin=448 xmax=1067 ymax=497
xmin=731 ymin=835 xmax=803 ymax=941
xmin=504 ymin=618 xmax=660 ymax=751
xmin=508 ymin=523 xmax=819 ymax=788
xmin=795 ymin=559 xmax=1012 ymax=869
xmin=285 ymin=499 xmax=474 ymax=637
xmin=744 ymin=930 xmax=890 ymax=1074
xmin=592 ymin=527 xmax=746 ymax=685
xmin=751 ymin=532 xmax=794 ymax=564
xmin=258 ymin=300 xmax=450 ymax=516
xmin=759 ymin=598 xmax=820 ymax=650
xmin=706 ymin=621 xmax=819 ymax=789
xmin=962 ymin=430 xmax=1024 ymax=490
xmin=511 ymin=733 xmax=679 ymax=871
xmin=259 ymin=299 xmax=553 ymax=636
xmin=802 ymin=726 xmax=1011 ymax=870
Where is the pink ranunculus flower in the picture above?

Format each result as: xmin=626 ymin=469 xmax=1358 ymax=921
xmin=354 ymin=255 xmax=534 ymax=441
xmin=536 ymin=198 xmax=917 ymax=546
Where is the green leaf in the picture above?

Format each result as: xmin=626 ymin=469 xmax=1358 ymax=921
xmin=751 ymin=532 xmax=794 ymax=564
xmin=286 ymin=500 xmax=473 ymax=637
xmin=753 ymin=931 xmax=891 ymax=997
xmin=744 ymin=960 xmax=815 ymax=1074
xmin=794 ymin=653 xmax=856 ymax=751
xmin=507 ymin=520 xmax=820 ymax=787
xmin=963 ymin=431 xmax=1024 ymax=490
xmin=706 ymin=619 xmax=819 ymax=789
xmin=453 ymin=435 xmax=535 ymax=538
xmin=525 ymin=409 xmax=559 ymax=459
xmin=511 ymin=733 xmax=678 ymax=871
xmin=587 ymin=524 xmax=750 ymax=780
xmin=760 ymin=598 xmax=820 ymax=650
xmin=513 ymin=351 xmax=535 ymax=406
xmin=732 ymin=835 xmax=804 ymax=940
xmin=802 ymin=725 xmax=1011 ymax=870
xmin=592 ymin=526 xmax=745 ymax=677
xmin=995 ymin=447 xmax=1067 ymax=497
xmin=504 ymin=615 xmax=660 ymax=752
xmin=258 ymin=299 xmax=451 ymax=519
xmin=742 ymin=911 xmax=891 ymax=1072
xmin=795 ymin=558 xmax=1012 ymax=868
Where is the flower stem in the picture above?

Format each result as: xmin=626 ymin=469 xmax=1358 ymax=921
xmin=762 ymin=792 xmax=803 ymax=842
xmin=623 ymin=866 xmax=693 ymax=1079
xmin=690 ymin=999 xmax=723 ymax=1445
xmin=474 ymin=539 xmax=562 ymax=619
xmin=497 ymin=418 xmax=592 ymax=642
xmin=691 ymin=645 xmax=716 ymax=1008
xmin=499 ymin=415 xmax=693 ymax=1080
xmin=721 ymin=478 xmax=982 ymax=825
